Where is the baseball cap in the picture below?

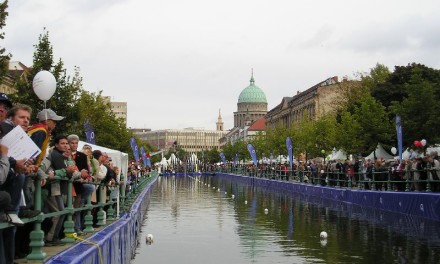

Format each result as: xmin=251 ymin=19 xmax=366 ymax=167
xmin=0 ymin=93 xmax=13 ymax=108
xmin=37 ymin=109 xmax=64 ymax=122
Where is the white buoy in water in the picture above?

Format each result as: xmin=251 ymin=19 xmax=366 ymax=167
xmin=217 ymin=188 xmax=220 ymax=192
xmin=264 ymin=208 xmax=269 ymax=214
xmin=213 ymin=187 xmax=216 ymax=189
xmin=225 ymin=192 xmax=227 ymax=195
xmin=146 ymin=234 xmax=154 ymax=244
xmin=320 ymin=231 xmax=328 ymax=239
xmin=245 ymin=200 xmax=248 ymax=205
xmin=231 ymin=194 xmax=235 ymax=199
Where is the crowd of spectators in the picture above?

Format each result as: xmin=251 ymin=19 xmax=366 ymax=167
xmin=0 ymin=93 xmax=133 ymax=263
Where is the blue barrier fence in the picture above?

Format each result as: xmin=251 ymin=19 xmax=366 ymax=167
xmin=215 ymin=173 xmax=440 ymax=221
xmin=45 ymin=176 xmax=158 ymax=264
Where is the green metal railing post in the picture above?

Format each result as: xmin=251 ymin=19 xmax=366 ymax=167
xmin=336 ymin=172 xmax=340 ymax=188
xmin=83 ymin=188 xmax=94 ymax=233
xmin=27 ymin=179 xmax=46 ymax=260
xmin=97 ymin=184 xmax=105 ymax=226
xmin=387 ymin=171 xmax=392 ymax=191
xmin=405 ymin=169 xmax=410 ymax=192
xmin=62 ymin=179 xmax=75 ymax=243
xmin=371 ymin=168 xmax=376 ymax=191
xmin=426 ymin=164 xmax=432 ymax=192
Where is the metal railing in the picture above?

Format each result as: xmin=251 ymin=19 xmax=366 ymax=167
xmin=0 ymin=170 xmax=158 ymax=261
xmin=210 ymin=164 xmax=440 ymax=193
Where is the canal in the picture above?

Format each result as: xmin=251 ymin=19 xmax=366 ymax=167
xmin=132 ymin=175 xmax=440 ymax=263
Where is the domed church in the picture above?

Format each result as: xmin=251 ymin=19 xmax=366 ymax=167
xmin=233 ymin=73 xmax=268 ymax=128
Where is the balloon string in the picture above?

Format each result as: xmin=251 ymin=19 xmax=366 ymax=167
xmin=44 ymin=101 xmax=47 ymax=121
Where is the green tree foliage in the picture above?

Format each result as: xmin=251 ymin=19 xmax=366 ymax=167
xmin=0 ymin=0 xmax=9 ymax=78
xmin=264 ymin=125 xmax=290 ymax=156
xmin=391 ymin=77 xmax=440 ymax=144
xmin=76 ymin=90 xmax=135 ymax=156
xmin=312 ymin=114 xmax=338 ymax=155
xmin=204 ymin=147 xmax=219 ymax=164
xmin=336 ymin=91 xmax=392 ymax=156
xmin=222 ymin=140 xmax=247 ymax=162
xmin=7 ymin=29 xmax=136 ymax=156
xmin=290 ymin=114 xmax=315 ymax=158
xmin=371 ymin=63 xmax=440 ymax=146
xmin=10 ymin=29 xmax=81 ymax=136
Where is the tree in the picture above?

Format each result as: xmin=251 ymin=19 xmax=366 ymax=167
xmin=372 ymin=63 xmax=440 ymax=109
xmin=0 ymin=0 xmax=9 ymax=79
xmin=206 ymin=147 xmax=220 ymax=164
xmin=76 ymin=90 xmax=134 ymax=155
xmin=10 ymin=29 xmax=81 ymax=137
xmin=372 ymin=63 xmax=440 ymax=146
xmin=312 ymin=114 xmax=338 ymax=155
xmin=391 ymin=77 xmax=440 ymax=145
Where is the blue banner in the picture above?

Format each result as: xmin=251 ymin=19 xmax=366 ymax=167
xmin=130 ymin=137 xmax=140 ymax=162
xmin=220 ymin=152 xmax=227 ymax=164
xmin=140 ymin=147 xmax=148 ymax=167
xmin=286 ymin=137 xmax=293 ymax=170
xmin=247 ymin=144 xmax=258 ymax=165
xmin=396 ymin=115 xmax=403 ymax=162
xmin=233 ymin=153 xmax=239 ymax=166
xmin=83 ymin=118 xmax=95 ymax=145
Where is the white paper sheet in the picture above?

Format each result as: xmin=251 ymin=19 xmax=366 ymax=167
xmin=1 ymin=125 xmax=41 ymax=161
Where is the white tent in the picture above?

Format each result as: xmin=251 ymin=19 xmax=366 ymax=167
xmin=365 ymin=143 xmax=394 ymax=161
xmin=329 ymin=149 xmax=347 ymax=161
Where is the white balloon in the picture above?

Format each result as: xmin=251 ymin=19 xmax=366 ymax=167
xmin=33 ymin=70 xmax=56 ymax=101
xmin=391 ymin=147 xmax=397 ymax=155
xmin=421 ymin=139 xmax=427 ymax=147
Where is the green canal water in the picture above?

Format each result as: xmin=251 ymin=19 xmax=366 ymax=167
xmin=132 ymin=175 xmax=440 ymax=264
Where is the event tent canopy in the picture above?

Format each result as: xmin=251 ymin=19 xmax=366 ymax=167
xmin=365 ymin=143 xmax=394 ymax=161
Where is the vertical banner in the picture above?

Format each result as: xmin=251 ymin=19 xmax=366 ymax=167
xmin=219 ymin=152 xmax=227 ymax=164
xmin=140 ymin=147 xmax=148 ymax=167
xmin=247 ymin=144 xmax=258 ymax=165
xmin=130 ymin=137 xmax=140 ymax=162
xmin=396 ymin=115 xmax=403 ymax=162
xmin=83 ymin=118 xmax=95 ymax=145
xmin=286 ymin=137 xmax=293 ymax=170
xmin=233 ymin=153 xmax=239 ymax=166
xmin=146 ymin=153 xmax=151 ymax=167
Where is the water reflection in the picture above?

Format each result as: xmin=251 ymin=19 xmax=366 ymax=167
xmin=132 ymin=175 xmax=440 ymax=264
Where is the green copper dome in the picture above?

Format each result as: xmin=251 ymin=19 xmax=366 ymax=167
xmin=238 ymin=75 xmax=267 ymax=103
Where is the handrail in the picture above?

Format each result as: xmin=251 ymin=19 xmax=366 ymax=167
xmin=0 ymin=170 xmax=158 ymax=262
xmin=202 ymin=165 xmax=440 ymax=193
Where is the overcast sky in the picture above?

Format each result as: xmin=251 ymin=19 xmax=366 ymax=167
xmin=4 ymin=0 xmax=440 ymax=130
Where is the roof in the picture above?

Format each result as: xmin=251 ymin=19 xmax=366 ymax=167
xmin=248 ymin=116 xmax=266 ymax=131
xmin=238 ymin=75 xmax=267 ymax=103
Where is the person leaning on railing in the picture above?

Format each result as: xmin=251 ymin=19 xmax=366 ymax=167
xmin=0 ymin=142 xmax=11 ymax=264
xmin=43 ymin=135 xmax=77 ymax=246
xmin=67 ymin=135 xmax=94 ymax=236
xmin=427 ymin=155 xmax=440 ymax=192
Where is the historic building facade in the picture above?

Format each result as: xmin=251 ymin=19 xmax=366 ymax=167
xmin=265 ymin=76 xmax=343 ymax=129
xmin=0 ymin=61 xmax=30 ymax=94
xmin=138 ymin=111 xmax=227 ymax=153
